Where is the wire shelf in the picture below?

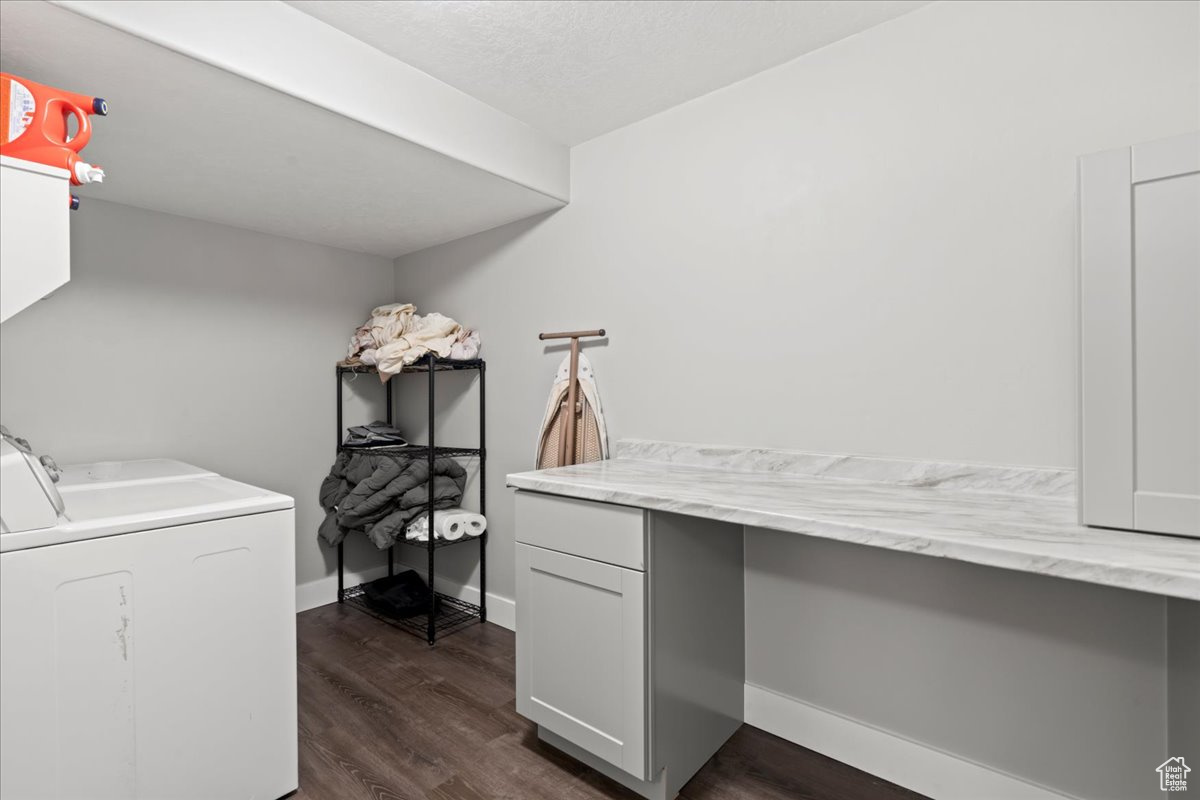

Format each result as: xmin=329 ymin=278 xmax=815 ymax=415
xmin=334 ymin=345 xmax=486 ymax=644
xmin=338 ymin=356 xmax=484 ymax=374
xmin=338 ymin=444 xmax=482 ymax=459
xmin=394 ymin=533 xmax=486 ymax=550
xmin=340 ymin=583 xmax=482 ymax=641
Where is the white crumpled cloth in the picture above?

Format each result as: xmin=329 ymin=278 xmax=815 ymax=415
xmin=343 ymin=303 xmax=480 ymax=381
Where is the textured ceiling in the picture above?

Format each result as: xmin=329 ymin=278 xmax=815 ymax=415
xmin=286 ymin=0 xmax=933 ymax=145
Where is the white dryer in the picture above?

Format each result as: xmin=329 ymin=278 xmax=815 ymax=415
xmin=0 ymin=432 xmax=298 ymax=800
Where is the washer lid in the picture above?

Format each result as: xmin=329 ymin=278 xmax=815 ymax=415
xmin=56 ymin=458 xmax=216 ymax=489
xmin=1 ymin=468 xmax=293 ymax=552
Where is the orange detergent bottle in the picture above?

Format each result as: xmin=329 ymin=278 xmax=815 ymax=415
xmin=1 ymin=73 xmax=107 ymax=187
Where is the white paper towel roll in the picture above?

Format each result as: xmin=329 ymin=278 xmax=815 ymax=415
xmin=405 ymin=509 xmax=487 ymax=541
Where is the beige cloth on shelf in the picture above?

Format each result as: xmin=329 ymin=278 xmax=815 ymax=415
xmin=450 ymin=329 xmax=481 ymax=361
xmin=342 ymin=303 xmax=479 ymax=381
xmin=375 ymin=312 xmax=462 ymax=377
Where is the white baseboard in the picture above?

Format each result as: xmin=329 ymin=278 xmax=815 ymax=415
xmin=743 ymin=683 xmax=1077 ymax=800
xmin=295 ymin=563 xmax=515 ymax=631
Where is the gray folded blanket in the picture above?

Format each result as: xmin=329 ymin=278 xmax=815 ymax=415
xmin=343 ymin=420 xmax=409 ymax=449
xmin=319 ymin=450 xmax=467 ymax=549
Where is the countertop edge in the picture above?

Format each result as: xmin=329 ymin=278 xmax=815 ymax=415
xmin=506 ymin=473 xmax=1200 ymax=602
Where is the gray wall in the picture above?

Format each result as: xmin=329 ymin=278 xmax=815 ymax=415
xmin=392 ymin=0 xmax=1200 ymax=601
xmin=745 ymin=529 xmax=1186 ymax=800
xmin=0 ymin=200 xmax=394 ymax=587
xmin=390 ymin=2 xmax=1200 ymax=796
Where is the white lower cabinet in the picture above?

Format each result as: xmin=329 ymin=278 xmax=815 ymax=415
xmin=515 ymin=491 xmax=744 ymax=800
xmin=516 ymin=544 xmax=647 ymax=778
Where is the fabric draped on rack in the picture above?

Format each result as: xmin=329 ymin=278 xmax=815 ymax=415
xmin=449 ymin=329 xmax=481 ymax=361
xmin=535 ymin=353 xmax=609 ymax=468
xmin=342 ymin=303 xmax=481 ymax=381
xmin=319 ymin=450 xmax=467 ymax=550
xmin=375 ymin=312 xmax=462 ymax=376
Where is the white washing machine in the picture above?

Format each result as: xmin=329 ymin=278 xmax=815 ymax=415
xmin=0 ymin=431 xmax=299 ymax=800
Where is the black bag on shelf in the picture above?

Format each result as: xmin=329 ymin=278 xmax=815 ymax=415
xmin=360 ymin=570 xmax=439 ymax=619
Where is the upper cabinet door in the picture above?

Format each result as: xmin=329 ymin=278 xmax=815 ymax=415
xmin=0 ymin=157 xmax=71 ymax=324
xmin=1080 ymin=132 xmax=1200 ymax=537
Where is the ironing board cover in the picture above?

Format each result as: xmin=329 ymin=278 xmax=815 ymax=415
xmin=535 ymin=353 xmax=609 ymax=468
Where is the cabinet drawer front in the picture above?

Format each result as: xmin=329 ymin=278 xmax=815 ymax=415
xmin=515 ymin=492 xmax=645 ymax=570
xmin=516 ymin=544 xmax=647 ymax=780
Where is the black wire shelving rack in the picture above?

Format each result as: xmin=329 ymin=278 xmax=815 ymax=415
xmin=334 ymin=355 xmax=486 ymax=645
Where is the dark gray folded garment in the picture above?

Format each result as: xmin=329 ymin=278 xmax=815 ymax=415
xmin=343 ymin=420 xmax=408 ymax=448
xmin=318 ymin=451 xmax=468 ymax=549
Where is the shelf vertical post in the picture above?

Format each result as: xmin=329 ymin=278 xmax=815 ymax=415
xmin=479 ymin=360 xmax=487 ymax=624
xmin=336 ymin=366 xmax=344 ymax=603
xmin=427 ymin=356 xmax=437 ymax=645
xmin=335 ymin=366 xmax=343 ymax=453
xmin=384 ymin=374 xmax=395 ymax=579
xmin=385 ymin=376 xmax=394 ymax=427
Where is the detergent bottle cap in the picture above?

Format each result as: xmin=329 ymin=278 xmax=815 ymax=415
xmin=73 ymin=161 xmax=105 ymax=184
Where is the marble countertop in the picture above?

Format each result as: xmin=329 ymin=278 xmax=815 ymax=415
xmin=507 ymin=442 xmax=1200 ymax=601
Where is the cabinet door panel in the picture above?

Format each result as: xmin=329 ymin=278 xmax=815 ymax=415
xmin=1080 ymin=131 xmax=1200 ymax=537
xmin=516 ymin=543 xmax=647 ymax=779
xmin=1133 ymin=166 xmax=1199 ymax=535
xmin=0 ymin=158 xmax=70 ymax=324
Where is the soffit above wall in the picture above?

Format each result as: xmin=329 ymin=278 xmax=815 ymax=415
xmin=1 ymin=1 xmax=568 ymax=257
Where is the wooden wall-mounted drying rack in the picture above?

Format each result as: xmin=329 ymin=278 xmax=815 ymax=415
xmin=539 ymin=328 xmax=605 ymax=466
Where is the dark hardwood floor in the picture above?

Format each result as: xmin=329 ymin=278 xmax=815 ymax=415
xmin=295 ymin=604 xmax=927 ymax=800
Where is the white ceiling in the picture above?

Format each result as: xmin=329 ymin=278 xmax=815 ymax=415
xmin=286 ymin=0 xmax=933 ymax=146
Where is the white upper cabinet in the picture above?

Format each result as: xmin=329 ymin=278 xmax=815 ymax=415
xmin=0 ymin=1 xmax=568 ymax=258
xmin=1080 ymin=131 xmax=1200 ymax=538
xmin=0 ymin=157 xmax=70 ymax=324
